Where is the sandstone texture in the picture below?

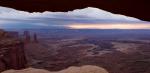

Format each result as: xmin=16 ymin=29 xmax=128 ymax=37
xmin=2 ymin=65 xmax=108 ymax=73
xmin=0 ymin=29 xmax=26 ymax=72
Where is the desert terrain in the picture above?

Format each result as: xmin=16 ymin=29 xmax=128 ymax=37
xmin=24 ymin=36 xmax=150 ymax=73
xmin=1 ymin=29 xmax=150 ymax=73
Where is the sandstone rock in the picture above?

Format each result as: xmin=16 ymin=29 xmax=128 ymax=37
xmin=23 ymin=31 xmax=31 ymax=43
xmin=2 ymin=65 xmax=109 ymax=73
xmin=33 ymin=33 xmax=38 ymax=43
xmin=0 ymin=29 xmax=7 ymax=38
xmin=0 ymin=29 xmax=27 ymax=72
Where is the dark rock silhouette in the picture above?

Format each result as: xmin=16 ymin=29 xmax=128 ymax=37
xmin=7 ymin=31 xmax=19 ymax=38
xmin=0 ymin=29 xmax=27 ymax=72
xmin=33 ymin=33 xmax=38 ymax=43
xmin=0 ymin=30 xmax=7 ymax=38
xmin=23 ymin=31 xmax=31 ymax=43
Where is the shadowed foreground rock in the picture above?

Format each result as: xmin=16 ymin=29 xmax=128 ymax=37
xmin=0 ymin=29 xmax=27 ymax=72
xmin=2 ymin=65 xmax=108 ymax=73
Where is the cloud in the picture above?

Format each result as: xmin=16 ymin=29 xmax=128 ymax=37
xmin=0 ymin=6 xmax=149 ymax=29
xmin=0 ymin=6 xmax=141 ymax=21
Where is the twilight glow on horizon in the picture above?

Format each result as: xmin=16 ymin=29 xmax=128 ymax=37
xmin=67 ymin=23 xmax=150 ymax=29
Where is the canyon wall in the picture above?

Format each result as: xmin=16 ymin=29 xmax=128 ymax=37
xmin=0 ymin=29 xmax=27 ymax=72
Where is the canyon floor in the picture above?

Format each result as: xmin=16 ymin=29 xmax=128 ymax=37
xmin=23 ymin=38 xmax=150 ymax=73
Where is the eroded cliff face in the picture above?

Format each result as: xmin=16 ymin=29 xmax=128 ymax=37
xmin=0 ymin=29 xmax=27 ymax=72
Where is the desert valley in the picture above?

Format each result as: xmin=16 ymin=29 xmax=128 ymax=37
xmin=0 ymin=6 xmax=150 ymax=73
xmin=1 ymin=29 xmax=150 ymax=73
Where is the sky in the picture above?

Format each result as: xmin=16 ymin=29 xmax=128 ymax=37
xmin=0 ymin=6 xmax=149 ymax=29
xmin=0 ymin=0 xmax=149 ymax=21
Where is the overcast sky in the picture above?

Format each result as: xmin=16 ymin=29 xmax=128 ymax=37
xmin=0 ymin=6 xmax=149 ymax=29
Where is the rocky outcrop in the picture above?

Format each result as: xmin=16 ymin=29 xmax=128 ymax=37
xmin=23 ymin=31 xmax=31 ymax=43
xmin=2 ymin=65 xmax=109 ymax=73
xmin=33 ymin=33 xmax=38 ymax=43
xmin=0 ymin=29 xmax=27 ymax=72
xmin=0 ymin=29 xmax=7 ymax=38
xmin=23 ymin=31 xmax=38 ymax=43
xmin=6 ymin=31 xmax=19 ymax=38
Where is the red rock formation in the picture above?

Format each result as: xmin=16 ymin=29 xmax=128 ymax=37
xmin=0 ymin=30 xmax=27 ymax=72
xmin=23 ymin=31 xmax=31 ymax=43
xmin=6 ymin=31 xmax=19 ymax=38
xmin=33 ymin=33 xmax=38 ymax=43
xmin=0 ymin=30 xmax=7 ymax=38
xmin=0 ymin=60 xmax=6 ymax=72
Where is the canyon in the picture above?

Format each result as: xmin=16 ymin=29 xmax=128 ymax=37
xmin=0 ymin=29 xmax=26 ymax=72
xmin=1 ymin=29 xmax=150 ymax=73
